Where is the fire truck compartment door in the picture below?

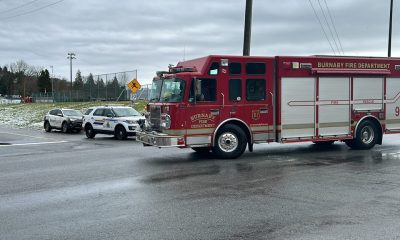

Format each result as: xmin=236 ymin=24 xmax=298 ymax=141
xmin=353 ymin=77 xmax=383 ymax=111
xmin=386 ymin=78 xmax=400 ymax=130
xmin=281 ymin=77 xmax=315 ymax=138
xmin=318 ymin=77 xmax=350 ymax=136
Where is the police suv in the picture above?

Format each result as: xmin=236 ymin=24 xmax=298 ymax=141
xmin=44 ymin=108 xmax=83 ymax=133
xmin=83 ymin=106 xmax=145 ymax=140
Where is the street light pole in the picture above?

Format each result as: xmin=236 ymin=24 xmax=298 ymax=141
xmin=243 ymin=0 xmax=253 ymax=56
xmin=67 ymin=53 xmax=76 ymax=101
xmin=388 ymin=0 xmax=394 ymax=57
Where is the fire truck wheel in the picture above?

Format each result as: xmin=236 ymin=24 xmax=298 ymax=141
xmin=85 ymin=124 xmax=96 ymax=139
xmin=344 ymin=139 xmax=356 ymax=148
xmin=115 ymin=125 xmax=127 ymax=140
xmin=213 ymin=124 xmax=247 ymax=159
xmin=351 ymin=120 xmax=378 ymax=150
xmin=192 ymin=147 xmax=211 ymax=154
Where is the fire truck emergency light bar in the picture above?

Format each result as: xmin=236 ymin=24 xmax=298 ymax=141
xmin=169 ymin=66 xmax=196 ymax=73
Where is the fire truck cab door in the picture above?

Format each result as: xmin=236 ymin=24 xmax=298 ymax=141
xmin=185 ymin=77 xmax=220 ymax=146
xmin=240 ymin=60 xmax=275 ymax=142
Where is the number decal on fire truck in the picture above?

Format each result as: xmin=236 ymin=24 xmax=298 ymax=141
xmin=252 ymin=110 xmax=260 ymax=120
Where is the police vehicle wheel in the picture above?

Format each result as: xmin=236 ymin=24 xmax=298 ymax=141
xmin=115 ymin=126 xmax=127 ymax=140
xmin=212 ymin=124 xmax=247 ymax=159
xmin=85 ymin=124 xmax=96 ymax=139
xmin=349 ymin=120 xmax=378 ymax=150
xmin=44 ymin=121 xmax=52 ymax=132
xmin=62 ymin=122 xmax=69 ymax=133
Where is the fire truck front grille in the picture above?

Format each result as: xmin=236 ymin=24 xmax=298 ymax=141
xmin=150 ymin=105 xmax=161 ymax=131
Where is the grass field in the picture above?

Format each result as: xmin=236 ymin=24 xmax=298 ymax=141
xmin=0 ymin=101 xmax=148 ymax=130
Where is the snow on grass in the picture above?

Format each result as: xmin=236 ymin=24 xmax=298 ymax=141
xmin=0 ymin=101 xmax=147 ymax=130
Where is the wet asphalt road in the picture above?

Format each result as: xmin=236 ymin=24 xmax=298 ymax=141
xmin=1 ymin=126 xmax=400 ymax=240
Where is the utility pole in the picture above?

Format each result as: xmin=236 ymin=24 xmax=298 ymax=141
xmin=388 ymin=0 xmax=394 ymax=57
xmin=67 ymin=53 xmax=76 ymax=101
xmin=243 ymin=0 xmax=253 ymax=56
xmin=50 ymin=65 xmax=54 ymax=102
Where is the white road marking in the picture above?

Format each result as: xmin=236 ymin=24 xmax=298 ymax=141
xmin=0 ymin=141 xmax=68 ymax=147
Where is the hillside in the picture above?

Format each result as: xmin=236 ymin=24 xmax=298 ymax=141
xmin=0 ymin=101 xmax=147 ymax=130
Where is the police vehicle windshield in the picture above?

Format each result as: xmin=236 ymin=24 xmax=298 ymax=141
xmin=63 ymin=110 xmax=83 ymax=117
xmin=112 ymin=107 xmax=141 ymax=117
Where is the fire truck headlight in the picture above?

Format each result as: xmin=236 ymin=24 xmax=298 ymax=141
xmin=161 ymin=114 xmax=171 ymax=129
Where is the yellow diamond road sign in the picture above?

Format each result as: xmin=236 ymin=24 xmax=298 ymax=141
xmin=127 ymin=79 xmax=141 ymax=93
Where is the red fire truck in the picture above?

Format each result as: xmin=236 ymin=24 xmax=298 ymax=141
xmin=137 ymin=55 xmax=400 ymax=158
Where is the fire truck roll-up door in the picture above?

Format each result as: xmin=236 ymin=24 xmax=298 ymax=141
xmin=281 ymin=77 xmax=315 ymax=139
xmin=281 ymin=77 xmax=351 ymax=140
xmin=318 ymin=77 xmax=350 ymax=136
xmin=386 ymin=78 xmax=400 ymax=131
xmin=353 ymin=77 xmax=383 ymax=111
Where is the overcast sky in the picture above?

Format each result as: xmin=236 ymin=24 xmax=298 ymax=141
xmin=0 ymin=0 xmax=399 ymax=84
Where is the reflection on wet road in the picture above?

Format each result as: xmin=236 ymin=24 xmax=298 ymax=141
xmin=2 ymin=127 xmax=400 ymax=239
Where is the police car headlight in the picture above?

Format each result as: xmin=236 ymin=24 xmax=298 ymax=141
xmin=125 ymin=120 xmax=136 ymax=124
xmin=160 ymin=114 xmax=171 ymax=129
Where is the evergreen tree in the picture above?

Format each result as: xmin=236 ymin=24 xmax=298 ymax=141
xmin=73 ymin=70 xmax=84 ymax=90
xmin=37 ymin=69 xmax=51 ymax=93
xmin=85 ymin=73 xmax=95 ymax=88
xmin=0 ymin=69 xmax=6 ymax=95
xmin=96 ymin=78 xmax=105 ymax=99
xmin=111 ymin=76 xmax=120 ymax=99
xmin=0 ymin=67 xmax=15 ymax=95
xmin=84 ymin=73 xmax=96 ymax=99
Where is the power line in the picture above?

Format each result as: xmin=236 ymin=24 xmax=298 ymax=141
xmin=308 ymin=0 xmax=336 ymax=55
xmin=0 ymin=0 xmax=43 ymax=15
xmin=0 ymin=0 xmax=65 ymax=20
xmin=323 ymin=0 xmax=345 ymax=55
xmin=316 ymin=0 xmax=341 ymax=55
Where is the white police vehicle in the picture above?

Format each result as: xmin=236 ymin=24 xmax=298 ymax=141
xmin=83 ymin=106 xmax=145 ymax=140
xmin=44 ymin=108 xmax=83 ymax=133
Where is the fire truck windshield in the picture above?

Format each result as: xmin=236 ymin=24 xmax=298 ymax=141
xmin=149 ymin=78 xmax=186 ymax=103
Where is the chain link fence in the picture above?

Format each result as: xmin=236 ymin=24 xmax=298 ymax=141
xmin=33 ymin=70 xmax=144 ymax=102
xmin=132 ymin=84 xmax=150 ymax=101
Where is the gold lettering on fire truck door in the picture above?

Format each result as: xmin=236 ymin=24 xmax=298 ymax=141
xmin=190 ymin=113 xmax=216 ymax=128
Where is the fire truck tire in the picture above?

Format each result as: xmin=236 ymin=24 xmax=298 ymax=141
xmin=44 ymin=121 xmax=52 ymax=132
xmin=213 ymin=124 xmax=247 ymax=159
xmin=115 ymin=125 xmax=127 ymax=140
xmin=85 ymin=124 xmax=96 ymax=139
xmin=344 ymin=140 xmax=356 ymax=148
xmin=192 ymin=147 xmax=211 ymax=154
xmin=349 ymin=120 xmax=378 ymax=150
